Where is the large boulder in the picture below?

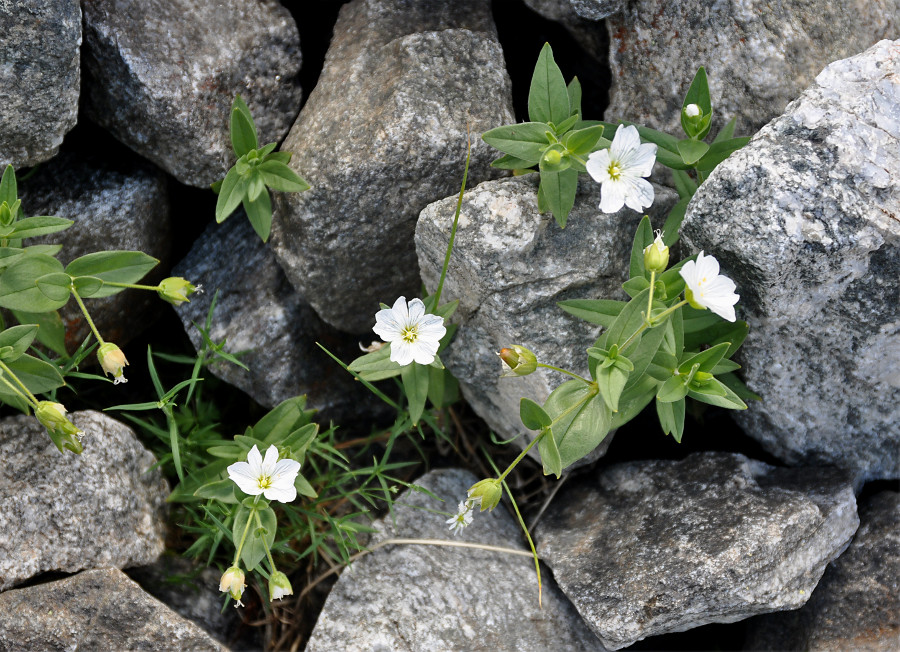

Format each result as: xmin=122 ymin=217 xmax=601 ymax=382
xmin=272 ymin=0 xmax=514 ymax=332
xmin=81 ymin=0 xmax=302 ymax=187
xmin=0 ymin=568 xmax=226 ymax=651
xmin=536 ymin=452 xmax=859 ymax=649
xmin=0 ymin=0 xmax=81 ymax=168
xmin=679 ymin=39 xmax=900 ymax=482
xmin=605 ymin=0 xmax=898 ymax=138
xmin=415 ymin=175 xmax=677 ymax=453
xmin=306 ymin=468 xmax=606 ymax=651
xmin=0 ymin=411 xmax=168 ymax=591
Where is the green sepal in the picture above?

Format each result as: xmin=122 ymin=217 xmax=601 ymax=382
xmin=520 ymin=397 xmax=552 ymax=430
xmin=539 ymin=144 xmax=572 ymax=172
xmin=528 ymin=42 xmax=570 ymax=125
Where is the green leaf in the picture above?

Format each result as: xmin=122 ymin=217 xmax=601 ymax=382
xmin=684 ymin=320 xmax=748 ymax=358
xmin=0 ymin=165 xmax=16 ymax=206
xmin=5 ymin=216 xmax=73 ymax=240
xmin=718 ymin=372 xmax=761 ymax=402
xmin=713 ymin=116 xmax=738 ymax=143
xmin=520 ymin=397 xmax=552 ymax=430
xmin=283 ymin=424 xmax=319 ymax=460
xmin=553 ymin=114 xmax=579 ymax=135
xmin=597 ymin=363 xmax=629 ymax=412
xmin=557 ymin=298 xmax=625 ymax=327
xmin=230 ymin=98 xmax=258 ymax=157
xmin=662 ymin=198 xmax=689 ymax=246
xmin=490 ymin=154 xmax=536 ymax=171
xmin=544 ymin=380 xmax=611 ymax=469
xmin=528 ymin=43 xmax=570 ymax=125
xmin=12 ymin=309 xmax=67 ymax=356
xmin=253 ymin=396 xmax=310 ymax=443
xmin=695 ymin=137 xmax=751 ymax=171
xmin=539 ymin=144 xmax=572 ymax=172
xmin=656 ymin=398 xmax=686 ymax=442
xmin=348 ymin=344 xmax=402 ymax=381
xmin=539 ymin=168 xmax=578 ymax=228
xmin=676 ymin=139 xmax=710 ymax=165
xmin=194 ymin=478 xmax=239 ymax=504
xmin=655 ymin=147 xmax=693 ymax=170
xmin=681 ymin=67 xmax=712 ymax=137
xmin=657 ymin=375 xmax=689 ymax=403
xmin=295 ymin=473 xmax=317 ymax=499
xmin=258 ymin=160 xmax=310 ymax=193
xmin=35 ymin=273 xmax=72 ymax=303
xmin=538 ymin=428 xmax=563 ymax=478
xmin=678 ymin=341 xmax=731 ymax=374
xmin=629 ymin=215 xmax=654 ymax=279
xmin=247 ymin=171 xmax=265 ymax=202
xmin=602 ymin=288 xmax=651 ymax=350
xmin=0 ymin=254 xmax=67 ymax=312
xmin=401 ymin=362 xmax=430 ymax=425
xmin=562 ymin=125 xmax=604 ymax=155
xmin=65 ymin=251 xmax=159 ymax=297
xmin=688 ymin=378 xmax=747 ymax=410
xmin=610 ymin=374 xmax=659 ymax=429
xmin=70 ymin=276 xmax=105 ymax=298
xmin=3 ymin=353 xmax=65 ymax=396
xmin=243 ymin=190 xmax=273 ymax=242
xmin=566 ymin=77 xmax=582 ymax=118
xmin=215 ymin=166 xmax=245 ymax=223
xmin=0 ymin=325 xmax=38 ymax=362
xmin=672 ymin=169 xmax=697 ymax=200
xmin=482 ymin=123 xmax=553 ymax=163
xmin=427 ymin=365 xmax=459 ymax=408
xmin=234 ymin=505 xmax=277 ymax=572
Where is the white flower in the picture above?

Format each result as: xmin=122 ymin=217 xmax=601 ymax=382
xmin=372 ymin=296 xmax=446 ymax=366
xmin=268 ymin=571 xmax=293 ymax=601
xmin=586 ymin=124 xmax=657 ymax=214
xmin=446 ymin=500 xmax=475 ymax=534
xmin=684 ymin=103 xmax=701 ymax=118
xmin=679 ymin=251 xmax=740 ymax=322
xmin=219 ymin=566 xmax=245 ymax=606
xmin=227 ymin=444 xmax=301 ymax=503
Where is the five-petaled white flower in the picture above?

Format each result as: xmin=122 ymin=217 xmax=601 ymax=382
xmin=586 ymin=124 xmax=657 ymax=214
xmin=679 ymin=251 xmax=740 ymax=322
xmin=373 ymin=296 xmax=446 ymax=367
xmin=227 ymin=444 xmax=301 ymax=503
xmin=446 ymin=500 xmax=475 ymax=534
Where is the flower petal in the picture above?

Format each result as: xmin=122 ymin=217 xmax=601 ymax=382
xmin=272 ymin=457 xmax=301 ymax=482
xmin=246 ymin=445 xmax=263 ymax=475
xmin=390 ymin=296 xmax=409 ymax=323
xmin=407 ymin=298 xmax=426 ymax=323
xmin=622 ymin=176 xmax=655 ymax=212
xmin=373 ymin=307 xmax=403 ymax=341
xmin=599 ymin=179 xmax=626 ymax=214
xmin=227 ymin=461 xmax=263 ymax=495
xmin=390 ymin=340 xmax=415 ymax=366
xmin=261 ymin=445 xmax=279 ymax=475
xmin=611 ymin=124 xmax=641 ymax=157
xmin=412 ymin=339 xmax=440 ymax=365
xmin=586 ymin=149 xmax=611 ymax=183
xmin=263 ymin=483 xmax=297 ymax=503
xmin=621 ymin=142 xmax=657 ymax=178
xmin=417 ymin=315 xmax=446 ymax=342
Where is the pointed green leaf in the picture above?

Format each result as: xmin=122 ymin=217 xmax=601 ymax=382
xmin=11 ymin=309 xmax=66 ymax=356
xmin=253 ymin=396 xmax=310 ymax=443
xmin=713 ymin=116 xmax=738 ymax=143
xmin=567 ymin=77 xmax=582 ymax=118
xmin=0 ymin=325 xmax=38 ymax=362
xmin=4 ymin=353 xmax=65 ymax=396
xmin=678 ymin=341 xmax=731 ymax=374
xmin=695 ymin=137 xmax=751 ymax=171
xmin=65 ymin=251 xmax=158 ymax=297
xmin=294 ymin=473 xmax=317 ymax=499
xmin=259 ymin=160 xmax=310 ymax=193
xmin=230 ymin=101 xmax=258 ymax=157
xmin=215 ymin=166 xmax=245 ymax=223
xmin=539 ymin=168 xmax=578 ymax=228
xmin=662 ymin=197 xmax=690 ymax=246
xmin=557 ymin=298 xmax=625 ymax=327
xmin=490 ymin=153 xmax=537 ymax=170
xmin=520 ymin=397 xmax=552 ymax=430
xmin=528 ymin=43 xmax=570 ymax=125
xmin=688 ymin=378 xmax=747 ymax=410
xmin=672 ymin=169 xmax=697 ymax=201
xmin=629 ymin=216 xmax=654 ymax=279
xmin=482 ymin=123 xmax=553 ymax=163
xmin=401 ymin=361 xmax=429 ymax=425
xmin=247 ymin=172 xmax=265 ymax=202
xmin=242 ymin=190 xmax=273 ymax=242
xmin=562 ymin=125 xmax=604 ymax=156
xmin=0 ymin=165 xmax=17 ymax=206
xmin=657 ymin=374 xmax=689 ymax=403
xmin=656 ymin=397 xmax=686 ymax=442
xmin=6 ymin=216 xmax=73 ymax=240
xmin=194 ymin=478 xmax=239 ymax=504
xmin=348 ymin=344 xmax=402 ymax=381
xmin=597 ymin=364 xmax=629 ymax=412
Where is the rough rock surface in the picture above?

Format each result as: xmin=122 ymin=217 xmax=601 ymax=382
xmin=81 ymin=0 xmax=302 ymax=187
xmin=605 ymin=0 xmax=898 ymax=138
xmin=746 ymin=491 xmax=900 ymax=651
xmin=680 ymin=40 xmax=900 ymax=482
xmin=416 ymin=175 xmax=676 ymax=453
xmin=0 ymin=0 xmax=81 ymax=168
xmin=536 ymin=452 xmax=859 ymax=649
xmin=20 ymin=146 xmax=171 ymax=353
xmin=306 ymin=468 xmax=606 ymax=652
xmin=523 ymin=0 xmax=624 ymax=22
xmin=272 ymin=0 xmax=514 ymax=332
xmin=0 ymin=411 xmax=168 ymax=591
xmin=174 ymin=215 xmax=385 ymax=422
xmin=0 ymin=568 xmax=226 ymax=651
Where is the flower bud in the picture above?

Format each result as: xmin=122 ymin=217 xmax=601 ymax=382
xmin=35 ymin=401 xmax=84 ymax=454
xmin=498 ymin=345 xmax=537 ymax=377
xmin=157 ymin=277 xmax=201 ymax=305
xmin=467 ymin=478 xmax=502 ymax=512
xmin=643 ymin=230 xmax=670 ymax=273
xmin=219 ymin=566 xmax=246 ymax=604
xmin=692 ymin=371 xmax=714 ymax=385
xmin=268 ymin=571 xmax=293 ymax=601
xmin=684 ymin=103 xmax=701 ymax=118
xmin=541 ymin=148 xmax=562 ymax=167
xmin=98 ymin=342 xmax=129 ymax=384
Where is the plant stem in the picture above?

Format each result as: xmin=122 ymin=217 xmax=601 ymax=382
xmin=497 ymin=430 xmax=546 ymax=483
xmin=254 ymin=509 xmax=278 ymax=573
xmin=0 ymin=364 xmax=38 ymax=408
xmin=620 ymin=298 xmax=690 ymax=352
xmin=500 ymin=477 xmax=543 ymax=607
xmin=70 ymin=286 xmax=105 ymax=346
xmin=232 ymin=508 xmax=255 ymax=566
xmin=646 ymin=270 xmax=656 ymax=322
xmin=101 ymin=281 xmax=160 ymax=291
xmin=537 ymin=363 xmax=591 ymax=384
xmin=432 ymin=126 xmax=471 ymax=308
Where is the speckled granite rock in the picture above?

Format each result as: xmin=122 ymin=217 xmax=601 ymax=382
xmin=536 ymin=452 xmax=859 ymax=649
xmin=20 ymin=146 xmax=171 ymax=352
xmin=415 ymin=175 xmax=677 ymax=455
xmin=272 ymin=0 xmax=514 ymax=332
xmin=173 ymin=215 xmax=384 ymax=422
xmin=306 ymin=468 xmax=606 ymax=652
xmin=82 ymin=0 xmax=302 ymax=187
xmin=605 ymin=0 xmax=898 ymax=138
xmin=523 ymin=0 xmax=624 ymax=22
xmin=0 ymin=411 xmax=168 ymax=591
xmin=0 ymin=568 xmax=226 ymax=651
xmin=746 ymin=491 xmax=900 ymax=651
xmin=680 ymin=40 xmax=900 ymax=482
xmin=0 ymin=0 xmax=81 ymax=168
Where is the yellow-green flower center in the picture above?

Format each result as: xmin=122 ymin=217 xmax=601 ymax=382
xmin=257 ymin=475 xmax=273 ymax=490
xmin=401 ymin=325 xmax=419 ymax=344
xmin=607 ymin=162 xmax=622 ymax=180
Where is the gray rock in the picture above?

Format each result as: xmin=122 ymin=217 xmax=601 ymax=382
xmin=523 ymin=0 xmax=624 ymax=22
xmin=82 ymin=0 xmax=302 ymax=187
xmin=604 ymin=0 xmax=898 ymax=139
xmin=415 ymin=175 xmax=677 ymax=454
xmin=0 ymin=568 xmax=226 ymax=651
xmin=0 ymin=411 xmax=168 ymax=591
xmin=536 ymin=452 xmax=859 ymax=650
xmin=272 ymin=0 xmax=514 ymax=332
xmin=306 ymin=468 xmax=606 ymax=652
xmin=0 ymin=0 xmax=81 ymax=168
xmin=173 ymin=215 xmax=385 ymax=421
xmin=680 ymin=39 xmax=900 ymax=482
xmin=20 ymin=147 xmax=171 ymax=353
xmin=746 ymin=491 xmax=900 ymax=651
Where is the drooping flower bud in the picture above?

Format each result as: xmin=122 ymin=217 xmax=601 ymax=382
xmin=157 ymin=277 xmax=202 ymax=305
xmin=35 ymin=401 xmax=84 ymax=454
xmin=643 ymin=230 xmax=670 ymax=273
xmin=268 ymin=571 xmax=293 ymax=601
xmin=219 ymin=566 xmax=246 ymax=605
xmin=467 ymin=478 xmax=503 ymax=512
xmin=684 ymin=103 xmax=701 ymax=118
xmin=498 ymin=345 xmax=538 ymax=377
xmin=98 ymin=342 xmax=129 ymax=384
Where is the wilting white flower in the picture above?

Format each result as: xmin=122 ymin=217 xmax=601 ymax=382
xmin=684 ymin=103 xmax=702 ymax=118
xmin=446 ymin=500 xmax=475 ymax=534
xmin=227 ymin=444 xmax=301 ymax=503
xmin=372 ymin=296 xmax=446 ymax=366
xmin=679 ymin=251 xmax=740 ymax=322
xmin=219 ymin=566 xmax=246 ymax=607
xmin=268 ymin=571 xmax=293 ymax=601
xmin=586 ymin=124 xmax=657 ymax=214
xmin=98 ymin=342 xmax=129 ymax=385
